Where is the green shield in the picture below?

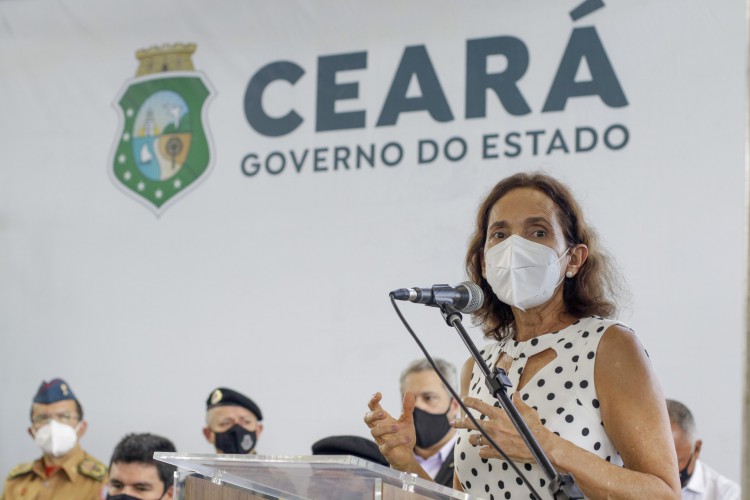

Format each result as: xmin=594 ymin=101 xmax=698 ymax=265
xmin=111 ymin=72 xmax=214 ymax=214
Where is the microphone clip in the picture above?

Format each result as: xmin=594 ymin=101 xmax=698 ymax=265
xmin=428 ymin=284 xmax=462 ymax=308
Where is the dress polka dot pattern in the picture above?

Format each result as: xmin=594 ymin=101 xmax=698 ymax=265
xmin=455 ymin=316 xmax=626 ymax=499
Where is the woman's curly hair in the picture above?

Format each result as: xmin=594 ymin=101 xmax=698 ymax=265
xmin=465 ymin=172 xmax=621 ymax=340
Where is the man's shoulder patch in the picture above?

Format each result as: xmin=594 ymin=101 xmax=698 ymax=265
xmin=6 ymin=462 xmax=33 ymax=479
xmin=78 ymin=457 xmax=107 ymax=481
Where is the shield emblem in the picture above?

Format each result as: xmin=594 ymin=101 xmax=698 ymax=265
xmin=110 ymin=46 xmax=215 ymax=215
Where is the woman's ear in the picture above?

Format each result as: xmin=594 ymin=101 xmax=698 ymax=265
xmin=566 ymin=244 xmax=589 ymax=277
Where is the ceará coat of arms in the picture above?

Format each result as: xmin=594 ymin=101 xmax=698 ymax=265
xmin=110 ymin=43 xmax=215 ymax=215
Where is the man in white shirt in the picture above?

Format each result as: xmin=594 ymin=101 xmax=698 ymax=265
xmin=399 ymin=358 xmax=460 ymax=488
xmin=666 ymin=399 xmax=740 ymax=500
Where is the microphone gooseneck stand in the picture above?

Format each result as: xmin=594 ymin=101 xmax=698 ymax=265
xmin=438 ymin=302 xmax=584 ymax=500
xmin=389 ymin=294 xmax=543 ymax=499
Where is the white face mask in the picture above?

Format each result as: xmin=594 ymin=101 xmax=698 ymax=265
xmin=484 ymin=234 xmax=570 ymax=311
xmin=34 ymin=420 xmax=80 ymax=457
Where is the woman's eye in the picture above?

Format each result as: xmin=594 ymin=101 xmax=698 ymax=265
xmin=532 ymin=230 xmax=546 ymax=237
xmin=490 ymin=231 xmax=505 ymax=240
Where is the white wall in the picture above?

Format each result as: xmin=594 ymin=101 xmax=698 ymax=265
xmin=0 ymin=0 xmax=745 ymax=486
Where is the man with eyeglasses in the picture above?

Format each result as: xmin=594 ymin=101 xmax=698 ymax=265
xmin=169 ymin=388 xmax=266 ymax=499
xmin=667 ymin=399 xmax=740 ymax=500
xmin=203 ymin=387 xmax=263 ymax=454
xmin=106 ymin=433 xmax=176 ymax=500
xmin=2 ymin=378 xmax=107 ymax=500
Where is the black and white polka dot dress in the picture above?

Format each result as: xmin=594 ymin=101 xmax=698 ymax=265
xmin=455 ymin=316 xmax=625 ymax=499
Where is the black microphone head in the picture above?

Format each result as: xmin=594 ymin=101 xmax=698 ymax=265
xmin=390 ymin=288 xmax=412 ymax=301
xmin=456 ymin=281 xmax=484 ymax=313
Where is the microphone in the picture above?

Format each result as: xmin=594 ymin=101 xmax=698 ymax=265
xmin=390 ymin=281 xmax=484 ymax=313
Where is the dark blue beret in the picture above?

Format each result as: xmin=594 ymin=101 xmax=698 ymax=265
xmin=312 ymin=435 xmax=389 ymax=467
xmin=206 ymin=387 xmax=262 ymax=421
xmin=33 ymin=378 xmax=78 ymax=405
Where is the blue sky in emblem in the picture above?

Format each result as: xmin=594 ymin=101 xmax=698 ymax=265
xmin=133 ymin=90 xmax=189 ymax=137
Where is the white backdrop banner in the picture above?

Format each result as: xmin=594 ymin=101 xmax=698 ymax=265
xmin=0 ymin=0 xmax=745 ymax=484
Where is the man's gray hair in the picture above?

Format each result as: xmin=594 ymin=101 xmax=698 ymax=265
xmin=399 ymin=358 xmax=457 ymax=396
xmin=666 ymin=398 xmax=697 ymax=443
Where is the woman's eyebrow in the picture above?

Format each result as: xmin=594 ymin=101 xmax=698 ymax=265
xmin=525 ymin=216 xmax=551 ymax=225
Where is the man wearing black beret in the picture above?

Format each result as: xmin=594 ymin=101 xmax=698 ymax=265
xmin=202 ymin=387 xmax=263 ymax=454
xmin=312 ymin=435 xmax=389 ymax=467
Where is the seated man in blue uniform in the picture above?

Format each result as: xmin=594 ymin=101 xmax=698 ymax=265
xmin=203 ymin=387 xmax=263 ymax=454
xmin=2 ymin=378 xmax=107 ymax=500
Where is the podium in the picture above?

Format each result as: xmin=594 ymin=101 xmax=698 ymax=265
xmin=155 ymin=452 xmax=482 ymax=500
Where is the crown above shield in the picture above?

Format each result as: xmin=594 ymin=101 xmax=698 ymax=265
xmin=135 ymin=43 xmax=197 ymax=76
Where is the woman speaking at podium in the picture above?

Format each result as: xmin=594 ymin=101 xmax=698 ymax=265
xmin=365 ymin=172 xmax=680 ymax=499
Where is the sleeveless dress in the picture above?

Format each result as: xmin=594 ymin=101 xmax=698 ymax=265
xmin=454 ymin=316 xmax=626 ymax=499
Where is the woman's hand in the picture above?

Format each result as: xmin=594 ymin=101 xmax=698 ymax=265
xmin=453 ymin=392 xmax=550 ymax=463
xmin=364 ymin=392 xmax=418 ymax=471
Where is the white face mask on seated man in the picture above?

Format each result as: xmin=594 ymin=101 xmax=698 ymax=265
xmin=484 ymin=234 xmax=571 ymax=310
xmin=33 ymin=419 xmax=81 ymax=458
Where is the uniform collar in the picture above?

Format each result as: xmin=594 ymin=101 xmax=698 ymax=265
xmin=35 ymin=446 xmax=85 ymax=481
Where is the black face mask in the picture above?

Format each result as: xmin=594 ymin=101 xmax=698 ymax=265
xmin=679 ymin=451 xmax=695 ymax=488
xmin=413 ymin=405 xmax=452 ymax=449
xmin=214 ymin=424 xmax=257 ymax=454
